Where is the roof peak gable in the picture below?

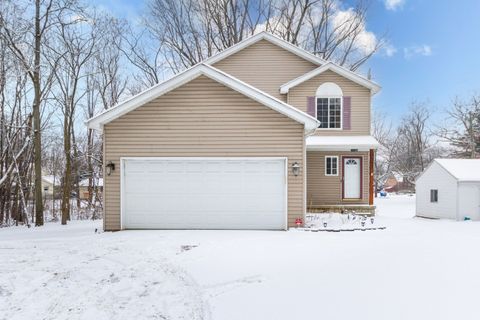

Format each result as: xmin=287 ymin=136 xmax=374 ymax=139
xmin=280 ymin=62 xmax=381 ymax=95
xmin=86 ymin=63 xmax=319 ymax=132
xmin=204 ymin=32 xmax=380 ymax=94
xmin=203 ymin=31 xmax=327 ymax=67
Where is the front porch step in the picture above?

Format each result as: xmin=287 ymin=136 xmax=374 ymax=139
xmin=307 ymin=205 xmax=376 ymax=215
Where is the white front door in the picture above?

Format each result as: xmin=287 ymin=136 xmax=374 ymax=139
xmin=122 ymin=157 xmax=287 ymax=230
xmin=343 ymin=157 xmax=361 ymax=199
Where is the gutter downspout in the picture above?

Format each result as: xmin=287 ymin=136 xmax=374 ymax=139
xmin=303 ymin=126 xmax=317 ymax=226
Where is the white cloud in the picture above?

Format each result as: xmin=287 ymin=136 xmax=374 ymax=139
xmin=385 ymin=0 xmax=405 ymax=11
xmin=332 ymin=8 xmax=378 ymax=55
xmin=384 ymin=43 xmax=397 ymax=57
xmin=255 ymin=2 xmax=381 ymax=59
xmin=403 ymin=45 xmax=433 ymax=59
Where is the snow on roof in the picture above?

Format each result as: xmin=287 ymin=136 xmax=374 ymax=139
xmin=42 ymin=175 xmax=61 ymax=186
xmin=79 ymin=178 xmax=103 ymax=187
xmin=435 ymin=159 xmax=480 ymax=181
xmin=306 ymin=135 xmax=379 ymax=151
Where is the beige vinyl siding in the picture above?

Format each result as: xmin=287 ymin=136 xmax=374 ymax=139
xmin=307 ymin=151 xmax=370 ymax=206
xmin=288 ymin=70 xmax=371 ymax=135
xmin=213 ymin=39 xmax=317 ymax=101
xmin=103 ymin=76 xmax=305 ymax=230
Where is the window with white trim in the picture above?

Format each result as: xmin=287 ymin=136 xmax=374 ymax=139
xmin=430 ymin=189 xmax=438 ymax=203
xmin=325 ymin=156 xmax=338 ymax=176
xmin=316 ymin=82 xmax=343 ymax=129
xmin=317 ymin=97 xmax=342 ymax=129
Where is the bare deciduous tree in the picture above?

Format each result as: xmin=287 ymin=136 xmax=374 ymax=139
xmin=50 ymin=9 xmax=96 ymax=225
xmin=437 ymin=95 xmax=480 ymax=158
xmin=390 ymin=103 xmax=438 ymax=185
xmin=120 ymin=25 xmax=165 ymax=89
xmin=142 ymin=0 xmax=383 ymax=75
xmin=0 ymin=45 xmax=34 ymax=225
xmin=371 ymin=109 xmax=393 ymax=194
xmin=0 ymin=0 xmax=77 ymax=226
xmin=94 ymin=15 xmax=128 ymax=103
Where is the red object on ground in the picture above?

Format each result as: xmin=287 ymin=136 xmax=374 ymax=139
xmin=295 ymin=218 xmax=302 ymax=226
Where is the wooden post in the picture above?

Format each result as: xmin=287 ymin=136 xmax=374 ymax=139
xmin=369 ymin=149 xmax=374 ymax=205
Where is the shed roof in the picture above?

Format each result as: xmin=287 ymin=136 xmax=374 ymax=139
xmin=435 ymin=159 xmax=480 ymax=182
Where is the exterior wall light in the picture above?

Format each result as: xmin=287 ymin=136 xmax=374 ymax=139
xmin=106 ymin=161 xmax=115 ymax=176
xmin=291 ymin=162 xmax=301 ymax=176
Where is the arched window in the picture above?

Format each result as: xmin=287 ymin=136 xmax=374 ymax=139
xmin=316 ymin=82 xmax=343 ymax=129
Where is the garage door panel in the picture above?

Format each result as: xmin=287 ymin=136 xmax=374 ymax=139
xmin=135 ymin=195 xmax=272 ymax=213
xmin=122 ymin=158 xmax=286 ymax=229
xmin=125 ymin=174 xmax=148 ymax=192
xmin=124 ymin=211 xmax=285 ymax=230
xmin=124 ymin=161 xmax=145 ymax=172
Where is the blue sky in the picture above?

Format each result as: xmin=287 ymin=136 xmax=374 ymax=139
xmin=365 ymin=0 xmax=480 ymax=120
xmin=91 ymin=0 xmax=480 ymax=121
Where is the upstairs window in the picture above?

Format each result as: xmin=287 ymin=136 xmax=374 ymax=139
xmin=317 ymin=97 xmax=342 ymax=129
xmin=316 ymin=82 xmax=343 ymax=129
xmin=430 ymin=189 xmax=438 ymax=203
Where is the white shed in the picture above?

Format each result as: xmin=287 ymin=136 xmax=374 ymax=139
xmin=416 ymin=159 xmax=480 ymax=220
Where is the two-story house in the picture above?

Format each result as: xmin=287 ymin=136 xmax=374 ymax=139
xmin=87 ymin=32 xmax=381 ymax=231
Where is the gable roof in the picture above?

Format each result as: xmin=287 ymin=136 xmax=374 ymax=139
xmin=280 ymin=62 xmax=381 ymax=95
xmin=434 ymin=159 xmax=480 ymax=182
xmin=203 ymin=31 xmax=327 ymax=66
xmin=204 ymin=32 xmax=380 ymax=94
xmin=86 ymin=63 xmax=319 ymax=132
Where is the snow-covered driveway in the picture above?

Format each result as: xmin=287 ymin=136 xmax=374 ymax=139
xmin=1 ymin=195 xmax=480 ymax=320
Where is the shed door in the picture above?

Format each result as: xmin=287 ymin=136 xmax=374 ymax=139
xmin=458 ymin=184 xmax=480 ymax=220
xmin=122 ymin=158 xmax=287 ymax=230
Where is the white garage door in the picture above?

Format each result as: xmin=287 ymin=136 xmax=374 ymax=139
xmin=121 ymin=158 xmax=287 ymax=230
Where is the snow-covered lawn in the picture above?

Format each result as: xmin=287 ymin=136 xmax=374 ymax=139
xmin=1 ymin=194 xmax=480 ymax=320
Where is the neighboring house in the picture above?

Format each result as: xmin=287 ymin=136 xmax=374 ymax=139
xmin=416 ymin=159 xmax=480 ymax=220
xmin=78 ymin=177 xmax=103 ymax=200
xmin=383 ymin=172 xmax=412 ymax=193
xmin=87 ymin=32 xmax=381 ymax=231
xmin=42 ymin=175 xmax=60 ymax=197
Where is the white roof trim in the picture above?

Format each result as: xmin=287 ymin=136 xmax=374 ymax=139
xmin=306 ymin=135 xmax=380 ymax=151
xmin=203 ymin=31 xmax=327 ymax=66
xmin=86 ymin=63 xmax=319 ymax=132
xmin=280 ymin=62 xmax=381 ymax=95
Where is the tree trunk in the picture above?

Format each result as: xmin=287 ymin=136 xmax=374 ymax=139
xmin=71 ymin=125 xmax=81 ymax=212
xmin=61 ymin=112 xmax=71 ymax=225
xmin=33 ymin=0 xmax=44 ymax=226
